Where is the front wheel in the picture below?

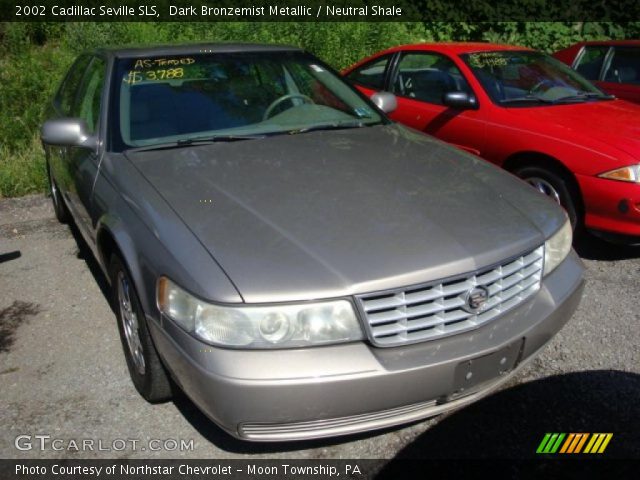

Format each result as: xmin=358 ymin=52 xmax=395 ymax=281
xmin=110 ymin=255 xmax=172 ymax=403
xmin=514 ymin=165 xmax=581 ymax=232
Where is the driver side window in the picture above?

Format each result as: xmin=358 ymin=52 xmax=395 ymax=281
xmin=346 ymin=55 xmax=391 ymax=90
xmin=575 ymin=46 xmax=609 ymax=80
xmin=392 ymin=52 xmax=472 ymax=105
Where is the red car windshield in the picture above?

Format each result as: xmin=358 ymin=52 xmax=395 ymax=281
xmin=461 ymin=50 xmax=611 ymax=106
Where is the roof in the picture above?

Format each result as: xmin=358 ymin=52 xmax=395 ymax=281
xmin=571 ymin=40 xmax=640 ymax=47
xmin=95 ymin=43 xmax=302 ymax=58
xmin=342 ymin=42 xmax=536 ymax=74
xmin=381 ymin=42 xmax=533 ymax=56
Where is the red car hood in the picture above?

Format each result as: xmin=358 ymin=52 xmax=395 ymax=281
xmin=506 ymin=99 xmax=640 ymax=159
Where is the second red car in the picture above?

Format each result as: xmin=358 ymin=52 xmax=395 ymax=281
xmin=554 ymin=40 xmax=640 ymax=104
xmin=345 ymin=43 xmax=640 ymax=243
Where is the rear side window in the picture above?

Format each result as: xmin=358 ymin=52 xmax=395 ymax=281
xmin=392 ymin=52 xmax=472 ymax=105
xmin=73 ymin=57 xmax=106 ymax=134
xmin=603 ymin=47 xmax=640 ymax=84
xmin=56 ymin=55 xmax=92 ymax=116
xmin=346 ymin=55 xmax=391 ymax=90
xmin=575 ymin=46 xmax=609 ymax=80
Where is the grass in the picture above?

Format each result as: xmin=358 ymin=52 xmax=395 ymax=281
xmin=0 ymin=136 xmax=47 ymax=198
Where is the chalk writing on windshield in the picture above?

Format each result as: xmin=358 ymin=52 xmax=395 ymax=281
xmin=468 ymin=53 xmax=508 ymax=68
xmin=133 ymin=57 xmax=196 ymax=69
xmin=124 ymin=68 xmax=184 ymax=84
xmin=123 ymin=57 xmax=196 ymax=84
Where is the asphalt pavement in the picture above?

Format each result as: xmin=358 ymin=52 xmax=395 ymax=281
xmin=1 ymin=194 xmax=639 ymax=460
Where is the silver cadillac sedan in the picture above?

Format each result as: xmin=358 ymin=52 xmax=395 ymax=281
xmin=41 ymin=44 xmax=584 ymax=441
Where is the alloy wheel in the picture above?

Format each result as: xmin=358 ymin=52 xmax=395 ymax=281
xmin=117 ymin=271 xmax=146 ymax=375
xmin=525 ymin=176 xmax=561 ymax=205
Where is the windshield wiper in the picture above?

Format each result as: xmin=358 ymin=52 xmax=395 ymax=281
xmin=181 ymin=134 xmax=267 ymax=144
xmin=288 ymin=120 xmax=376 ymax=135
xmin=550 ymin=92 xmax=615 ymax=104
xmin=126 ymin=134 xmax=265 ymax=152
xmin=500 ymin=96 xmax=555 ymax=105
xmin=500 ymin=91 xmax=615 ymax=106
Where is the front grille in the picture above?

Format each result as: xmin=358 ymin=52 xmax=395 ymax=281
xmin=357 ymin=246 xmax=544 ymax=347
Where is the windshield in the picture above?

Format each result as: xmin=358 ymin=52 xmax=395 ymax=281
xmin=112 ymin=51 xmax=384 ymax=150
xmin=460 ymin=50 xmax=610 ymax=106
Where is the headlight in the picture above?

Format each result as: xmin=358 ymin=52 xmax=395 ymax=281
xmin=157 ymin=277 xmax=364 ymax=348
xmin=598 ymin=164 xmax=640 ymax=183
xmin=543 ymin=220 xmax=572 ymax=276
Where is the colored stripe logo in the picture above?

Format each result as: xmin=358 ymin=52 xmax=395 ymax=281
xmin=536 ymin=433 xmax=613 ymax=454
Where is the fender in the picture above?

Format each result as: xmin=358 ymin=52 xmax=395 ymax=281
xmin=95 ymin=213 xmax=155 ymax=315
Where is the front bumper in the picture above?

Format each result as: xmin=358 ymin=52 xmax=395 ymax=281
xmin=577 ymin=173 xmax=640 ymax=240
xmin=148 ymin=251 xmax=584 ymax=441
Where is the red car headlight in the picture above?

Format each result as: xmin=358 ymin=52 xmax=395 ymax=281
xmin=598 ymin=165 xmax=640 ymax=183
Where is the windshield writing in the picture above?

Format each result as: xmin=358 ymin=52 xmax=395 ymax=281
xmin=114 ymin=51 xmax=382 ymax=150
xmin=462 ymin=51 xmax=608 ymax=106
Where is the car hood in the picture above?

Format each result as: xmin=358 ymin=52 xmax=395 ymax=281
xmin=506 ymin=99 xmax=640 ymax=159
xmin=127 ymin=124 xmax=563 ymax=303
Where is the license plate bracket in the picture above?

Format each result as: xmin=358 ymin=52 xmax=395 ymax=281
xmin=452 ymin=339 xmax=524 ymax=396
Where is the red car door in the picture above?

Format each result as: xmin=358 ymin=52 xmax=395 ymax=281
xmin=346 ymin=51 xmax=486 ymax=157
xmin=387 ymin=51 xmax=486 ymax=156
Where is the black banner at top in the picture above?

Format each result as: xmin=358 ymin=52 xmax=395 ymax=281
xmin=3 ymin=0 xmax=640 ymax=22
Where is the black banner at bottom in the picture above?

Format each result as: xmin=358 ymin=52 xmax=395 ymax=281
xmin=2 ymin=459 xmax=640 ymax=480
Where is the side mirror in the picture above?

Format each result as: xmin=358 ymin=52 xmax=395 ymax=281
xmin=443 ymin=91 xmax=478 ymax=110
xmin=370 ymin=91 xmax=398 ymax=114
xmin=41 ymin=118 xmax=97 ymax=150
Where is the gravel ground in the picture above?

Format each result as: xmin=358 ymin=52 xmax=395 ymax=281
xmin=1 ymin=194 xmax=639 ymax=460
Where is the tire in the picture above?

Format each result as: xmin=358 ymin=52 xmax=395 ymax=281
xmin=514 ymin=165 xmax=582 ymax=232
xmin=109 ymin=255 xmax=172 ymax=403
xmin=47 ymin=162 xmax=69 ymax=224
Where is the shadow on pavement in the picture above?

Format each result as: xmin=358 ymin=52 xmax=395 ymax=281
xmin=574 ymin=232 xmax=640 ymax=261
xmin=0 ymin=250 xmax=21 ymax=263
xmin=380 ymin=370 xmax=639 ymax=461
xmin=0 ymin=301 xmax=41 ymax=353
xmin=67 ymin=220 xmax=112 ymax=308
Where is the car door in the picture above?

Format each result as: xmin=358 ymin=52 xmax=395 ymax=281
xmin=387 ymin=51 xmax=486 ymax=156
xmin=48 ymin=55 xmax=92 ymax=205
xmin=599 ymin=46 xmax=640 ymax=104
xmin=65 ymin=55 xmax=107 ymax=239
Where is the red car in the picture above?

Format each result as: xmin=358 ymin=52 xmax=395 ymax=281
xmin=344 ymin=42 xmax=640 ymax=243
xmin=554 ymin=40 xmax=640 ymax=104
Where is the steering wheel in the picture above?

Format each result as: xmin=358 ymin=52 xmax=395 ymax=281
xmin=528 ymin=78 xmax=554 ymax=96
xmin=263 ymin=94 xmax=314 ymax=120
